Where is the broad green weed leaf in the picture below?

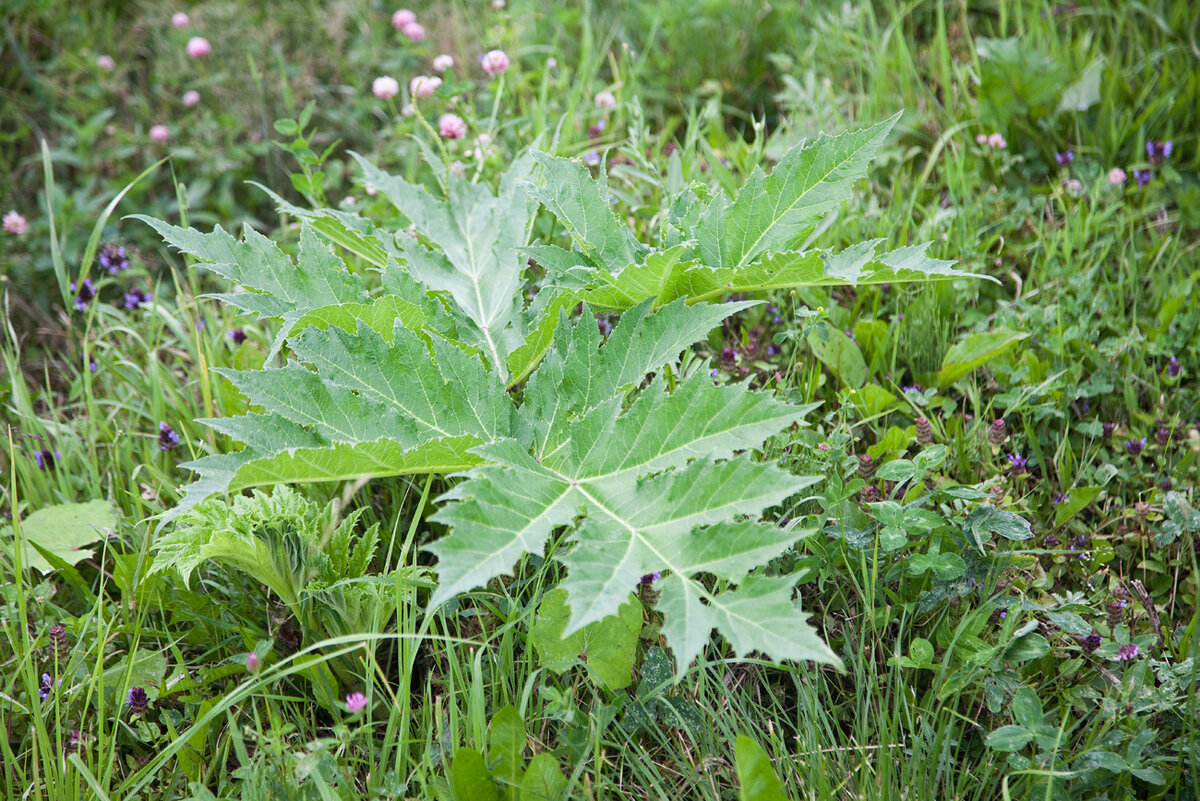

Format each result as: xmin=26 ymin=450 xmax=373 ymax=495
xmin=429 ymin=303 xmax=833 ymax=678
xmin=354 ymin=152 xmax=537 ymax=376
xmin=735 ymin=735 xmax=790 ymax=801
xmin=697 ymin=114 xmax=899 ymax=270
xmin=132 ymin=217 xmax=368 ymax=317
xmin=985 ymin=725 xmax=1035 ymax=753
xmin=1053 ymin=487 xmax=1102 ymax=527
xmin=522 ymin=152 xmax=648 ymax=271
xmin=488 ymin=706 xmax=526 ymax=801
xmin=451 ymin=748 xmax=499 ymax=801
xmin=520 ymin=754 xmax=567 ymax=801
xmin=2 ymin=499 xmax=114 ymax=575
xmin=530 ymin=589 xmax=641 ymax=690
xmin=938 ymin=329 xmax=1029 ymax=386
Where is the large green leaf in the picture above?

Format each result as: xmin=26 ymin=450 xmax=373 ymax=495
xmin=353 ymin=152 xmax=537 ymax=377
xmin=568 ymin=241 xmax=985 ymax=312
xmin=429 ymin=303 xmax=836 ymax=677
xmin=735 ymin=735 xmax=790 ymax=801
xmin=696 ymin=114 xmax=899 ymax=270
xmin=2 ymin=500 xmax=114 ymax=575
xmin=163 ymin=320 xmax=514 ymax=522
xmin=530 ymin=589 xmax=642 ymax=690
xmin=937 ymin=329 xmax=1029 ymax=386
xmin=521 ymin=152 xmax=649 ymax=271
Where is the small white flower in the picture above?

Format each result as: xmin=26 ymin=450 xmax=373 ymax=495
xmin=595 ymin=90 xmax=616 ymax=110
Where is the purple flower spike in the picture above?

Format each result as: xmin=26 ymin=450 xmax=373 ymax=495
xmin=70 ymin=278 xmax=96 ymax=312
xmin=1167 ymin=356 xmax=1181 ymax=377
xmin=1133 ymin=169 xmax=1152 ymax=186
xmin=1125 ymin=437 xmax=1146 ymax=456
xmin=229 ymin=328 xmax=247 ymax=346
xmin=1054 ymin=149 xmax=1073 ymax=166
xmin=127 ymin=686 xmax=149 ymax=714
xmin=123 ymin=287 xmax=151 ymax=310
xmin=1115 ymin=643 xmax=1139 ymax=661
xmin=1145 ymin=140 xmax=1173 ymax=165
xmin=99 ymin=243 xmax=131 ymax=274
xmin=34 ymin=449 xmax=61 ymax=470
xmin=1007 ymin=452 xmax=1027 ymax=473
xmin=159 ymin=421 xmax=181 ymax=451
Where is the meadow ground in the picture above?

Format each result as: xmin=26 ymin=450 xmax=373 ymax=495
xmin=2 ymin=1 xmax=1199 ymax=799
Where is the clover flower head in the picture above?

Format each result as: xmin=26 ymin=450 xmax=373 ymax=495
xmin=372 ymin=76 xmax=399 ymax=100
xmin=70 ymin=278 xmax=96 ymax=311
xmin=1063 ymin=178 xmax=1083 ymax=193
xmin=1108 ymin=167 xmax=1126 ymax=185
xmin=401 ymin=22 xmax=425 ymax=41
xmin=159 ymin=421 xmax=181 ymax=451
xmin=183 ymin=89 xmax=201 ymax=107
xmin=150 ymin=124 xmax=170 ymax=144
xmin=99 ymin=243 xmax=130 ymax=274
xmin=595 ymin=90 xmax=616 ymax=110
xmin=172 ymin=11 xmax=190 ymax=27
xmin=345 ymin=692 xmax=368 ymax=713
xmin=392 ymin=9 xmax=416 ymax=30
xmin=975 ymin=133 xmax=988 ymax=145
xmin=409 ymin=75 xmax=441 ymax=99
xmin=987 ymin=132 xmax=1007 ymax=149
xmin=433 ymin=54 xmax=454 ymax=72
xmin=185 ymin=36 xmax=210 ymax=58
xmin=96 ymin=55 xmax=115 ymax=71
xmin=1133 ymin=169 xmax=1152 ymax=186
xmin=246 ymin=652 xmax=260 ymax=672
xmin=480 ymin=49 xmax=510 ymax=76
xmin=123 ymin=287 xmax=151 ymax=310
xmin=438 ymin=113 xmax=466 ymax=139
xmin=4 ymin=210 xmax=29 ymax=235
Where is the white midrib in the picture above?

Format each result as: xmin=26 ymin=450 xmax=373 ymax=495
xmin=459 ymin=213 xmax=507 ymax=378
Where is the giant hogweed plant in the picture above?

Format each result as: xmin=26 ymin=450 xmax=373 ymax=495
xmin=138 ymin=113 xmax=984 ymax=676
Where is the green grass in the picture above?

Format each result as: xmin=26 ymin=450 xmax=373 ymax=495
xmin=2 ymin=0 xmax=1199 ymax=799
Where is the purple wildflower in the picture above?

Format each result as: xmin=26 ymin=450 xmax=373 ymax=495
xmin=1054 ymin=149 xmax=1073 ymax=166
xmin=1102 ymin=421 xmax=1116 ymax=438
xmin=246 ymin=652 xmax=260 ymax=672
xmin=69 ymin=278 xmax=96 ymax=312
xmin=584 ymin=151 xmax=601 ymax=167
xmin=159 ymin=421 xmax=180 ymax=451
xmin=1158 ymin=478 xmax=1173 ymax=491
xmin=1133 ymin=169 xmax=1152 ymax=186
xmin=641 ymin=571 xmax=662 ymax=584
xmin=1125 ymin=437 xmax=1146 ymax=456
xmin=1008 ymin=452 xmax=1027 ymax=474
xmin=39 ymin=673 xmax=54 ymax=700
xmin=127 ymin=686 xmax=149 ymax=714
xmin=1043 ymin=534 xmax=1060 ymax=547
xmin=34 ymin=449 xmax=61 ymax=470
xmin=1115 ymin=643 xmax=1139 ymax=661
xmin=902 ymin=384 xmax=923 ymax=394
xmin=1053 ymin=492 xmax=1066 ymax=504
xmin=1076 ymin=631 xmax=1101 ymax=654
xmin=229 ymin=328 xmax=247 ymax=346
xmin=1145 ymin=140 xmax=1172 ymax=165
xmin=123 ymin=287 xmax=151 ymax=310
xmin=1167 ymin=356 xmax=1181 ymax=377
xmin=98 ymin=243 xmax=130 ymax=274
